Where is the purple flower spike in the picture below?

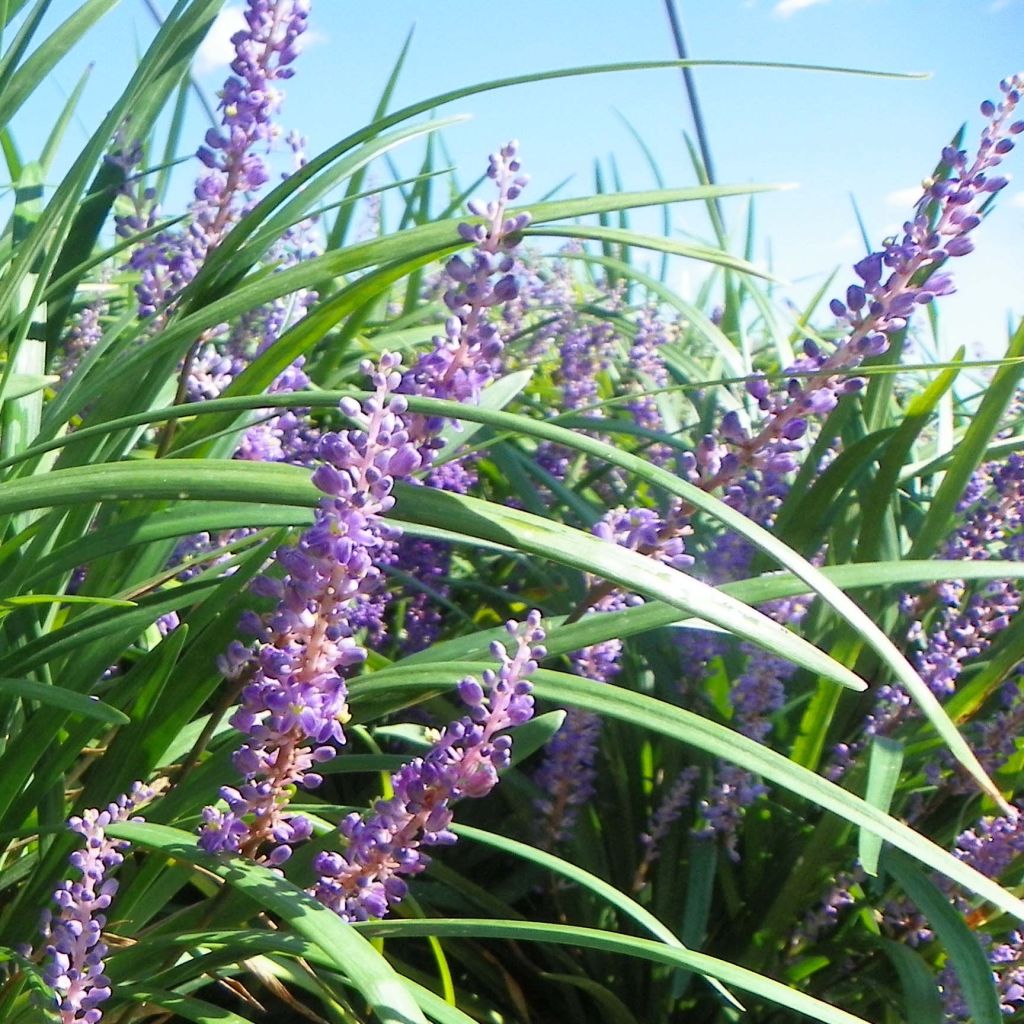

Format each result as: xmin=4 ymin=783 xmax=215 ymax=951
xmin=634 ymin=766 xmax=701 ymax=888
xmin=40 ymin=784 xmax=152 ymax=1024
xmin=128 ymin=0 xmax=312 ymax=320
xmin=393 ymin=143 xmax=530 ymax=651
xmin=200 ymin=353 xmax=431 ymax=865
xmin=310 ymin=613 xmax=545 ymax=920
xmin=683 ymin=75 xmax=1022 ymax=500
xmin=400 ymin=140 xmax=530 ymax=437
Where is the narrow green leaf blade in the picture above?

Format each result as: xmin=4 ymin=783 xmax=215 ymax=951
xmin=859 ymin=737 xmax=903 ymax=876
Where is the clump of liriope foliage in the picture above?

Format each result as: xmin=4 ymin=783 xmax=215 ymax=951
xmin=0 ymin=2 xmax=1022 ymax=1023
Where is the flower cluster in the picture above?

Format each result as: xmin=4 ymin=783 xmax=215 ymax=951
xmin=394 ymin=143 xmax=530 ymax=650
xmin=199 ymin=354 xmax=425 ymax=864
xmin=634 ymin=765 xmax=701 ymax=889
xmin=940 ymin=809 xmax=1024 ymax=1020
xmin=536 ymin=311 xmax=620 ymax=482
xmin=400 ymin=141 xmax=530 ymax=436
xmin=131 ymin=0 xmax=311 ymax=317
xmin=829 ymin=454 xmax=1024 ymax=781
xmin=310 ymin=612 xmax=544 ymax=920
xmin=913 ymin=455 xmax=1024 ymax=695
xmin=687 ymin=76 xmax=1023 ymax=496
xmin=625 ymin=306 xmax=676 ymax=467
xmin=954 ymin=807 xmax=1024 ymax=881
xmin=40 ymin=785 xmax=151 ymax=1024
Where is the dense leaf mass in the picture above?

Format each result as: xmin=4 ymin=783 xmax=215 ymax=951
xmin=0 ymin=3 xmax=1022 ymax=1023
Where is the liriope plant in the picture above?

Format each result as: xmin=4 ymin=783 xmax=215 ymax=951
xmin=0 ymin=1 xmax=1022 ymax=1022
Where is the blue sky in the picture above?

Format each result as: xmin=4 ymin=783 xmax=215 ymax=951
xmin=19 ymin=0 xmax=1024 ymax=357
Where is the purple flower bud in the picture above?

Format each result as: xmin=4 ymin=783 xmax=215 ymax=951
xmin=783 ymin=417 xmax=808 ymax=441
xmin=311 ymin=463 xmax=345 ymax=496
xmin=888 ymin=292 xmax=918 ymax=316
xmin=746 ymin=375 xmax=771 ymax=401
xmin=720 ymin=410 xmax=747 ymax=445
xmin=387 ymin=444 xmax=421 ymax=478
xmin=458 ymin=678 xmax=485 ymax=706
xmin=858 ymin=333 xmax=890 ymax=356
xmin=803 ymin=389 xmax=839 ymax=415
xmin=946 ymin=236 xmax=975 ymax=257
xmin=846 ymin=284 xmax=867 ymax=311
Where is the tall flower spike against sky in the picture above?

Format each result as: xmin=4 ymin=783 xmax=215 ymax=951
xmin=22 ymin=1 xmax=1022 ymax=356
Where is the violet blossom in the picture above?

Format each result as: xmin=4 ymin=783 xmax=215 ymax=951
xmin=691 ymin=76 xmax=1023 ymax=495
xmin=39 ymin=784 xmax=151 ymax=1024
xmin=131 ymin=0 xmax=311 ymax=318
xmin=395 ymin=142 xmax=530 ymax=651
xmin=310 ymin=612 xmax=545 ymax=920
xmin=199 ymin=353 xmax=426 ymax=865
xmin=399 ymin=140 xmax=530 ymax=440
xmin=939 ymin=808 xmax=1024 ymax=1020
xmin=830 ymin=455 xmax=1024 ymax=780
xmin=634 ymin=765 xmax=701 ymax=889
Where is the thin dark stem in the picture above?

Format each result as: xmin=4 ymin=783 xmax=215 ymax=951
xmin=662 ymin=0 xmax=725 ymax=231
xmin=169 ymin=674 xmax=248 ymax=787
xmin=156 ymin=336 xmax=204 ymax=457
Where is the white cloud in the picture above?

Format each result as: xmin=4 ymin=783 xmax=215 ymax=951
xmin=885 ymin=186 xmax=925 ymax=208
xmin=1010 ymin=191 xmax=1024 ymax=208
xmin=773 ymin=0 xmax=829 ymax=17
xmin=195 ymin=5 xmax=246 ymax=76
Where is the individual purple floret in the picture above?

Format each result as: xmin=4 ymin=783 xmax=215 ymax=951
xmin=309 ymin=612 xmax=544 ymax=920
xmin=199 ymin=353 xmax=426 ymax=865
xmin=687 ymin=76 xmax=1022 ymax=496
xmin=40 ymin=784 xmax=151 ymax=1024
